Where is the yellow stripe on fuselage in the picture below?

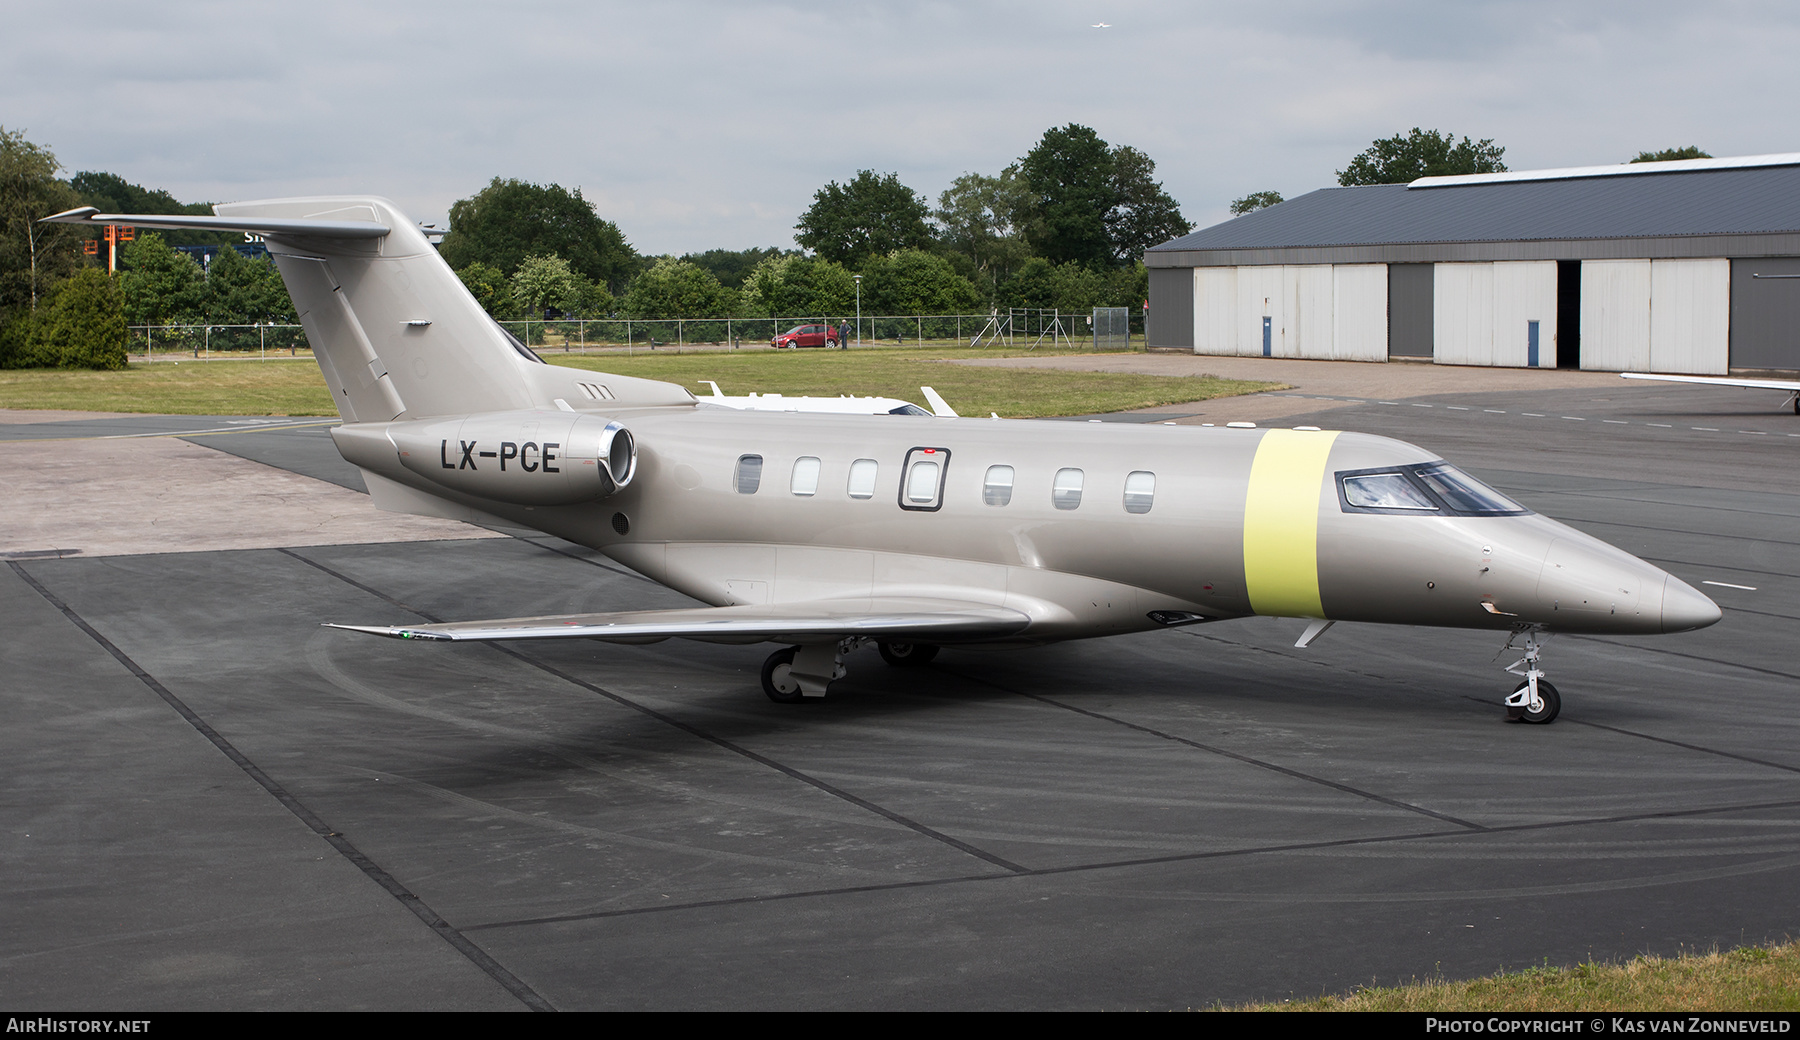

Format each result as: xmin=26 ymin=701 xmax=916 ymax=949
xmin=1243 ymin=429 xmax=1340 ymax=618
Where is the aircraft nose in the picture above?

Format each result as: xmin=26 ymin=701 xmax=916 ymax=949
xmin=1662 ymin=574 xmax=1722 ymax=633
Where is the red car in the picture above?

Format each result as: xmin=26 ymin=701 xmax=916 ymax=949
xmin=771 ymin=323 xmax=840 ymax=349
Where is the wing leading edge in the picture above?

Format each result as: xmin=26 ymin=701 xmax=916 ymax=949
xmin=326 ymin=597 xmax=1032 ymax=646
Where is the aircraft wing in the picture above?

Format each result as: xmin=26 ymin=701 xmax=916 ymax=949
xmin=1621 ymin=372 xmax=1800 ymax=392
xmin=326 ymin=597 xmax=1032 ymax=645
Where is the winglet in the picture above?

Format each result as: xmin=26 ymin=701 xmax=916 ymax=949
xmin=921 ymin=386 xmax=958 ymax=417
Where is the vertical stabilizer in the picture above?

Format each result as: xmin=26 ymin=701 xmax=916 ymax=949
xmin=214 ymin=196 xmax=541 ymax=421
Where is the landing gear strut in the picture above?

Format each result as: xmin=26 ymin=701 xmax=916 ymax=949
xmin=761 ymin=638 xmax=866 ymax=703
xmin=1501 ymin=627 xmax=1561 ymax=724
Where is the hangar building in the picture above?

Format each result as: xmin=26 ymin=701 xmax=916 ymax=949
xmin=1144 ymin=153 xmax=1800 ymax=374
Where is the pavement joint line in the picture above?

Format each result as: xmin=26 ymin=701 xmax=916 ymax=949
xmin=947 ymin=650 xmax=1484 ymax=831
xmin=1553 ymin=516 xmax=1800 ymax=550
xmin=276 ymin=547 xmax=1031 ymax=876
xmin=1464 ymin=687 xmax=1800 ymax=776
xmin=1718 ymin=605 xmax=1800 ymax=622
xmin=1565 ymin=633 xmax=1800 ymax=685
xmin=1637 ymin=554 xmax=1800 ymax=579
xmin=508 ymin=535 xmax=664 ymax=586
xmin=6 ymin=558 xmax=558 ymax=1014
xmin=462 ymin=794 xmax=1800 ymax=934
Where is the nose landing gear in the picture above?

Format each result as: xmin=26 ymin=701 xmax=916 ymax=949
xmin=1501 ymin=627 xmax=1561 ymax=724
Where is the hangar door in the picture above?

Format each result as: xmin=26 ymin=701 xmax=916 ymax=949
xmin=1729 ymin=257 xmax=1800 ymax=371
xmin=1580 ymin=259 xmax=1728 ymax=374
xmin=1433 ymin=261 xmax=1557 ymax=367
xmin=1192 ymin=264 xmax=1386 ymax=361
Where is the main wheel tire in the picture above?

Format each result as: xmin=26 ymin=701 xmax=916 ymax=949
xmin=1506 ymin=679 xmax=1561 ymax=724
xmin=761 ymin=646 xmax=805 ymax=703
xmin=878 ymin=641 xmax=939 ymax=667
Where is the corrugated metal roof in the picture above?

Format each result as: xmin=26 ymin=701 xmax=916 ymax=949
xmin=1151 ymin=163 xmax=1800 ymax=254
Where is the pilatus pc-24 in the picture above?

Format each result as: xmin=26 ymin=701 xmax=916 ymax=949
xmin=47 ymin=197 xmax=1722 ymax=724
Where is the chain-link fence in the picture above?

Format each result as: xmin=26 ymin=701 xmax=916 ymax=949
xmin=128 ymin=309 xmax=1146 ymax=359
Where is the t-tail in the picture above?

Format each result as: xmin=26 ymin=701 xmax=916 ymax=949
xmin=41 ymin=197 xmax=692 ymax=421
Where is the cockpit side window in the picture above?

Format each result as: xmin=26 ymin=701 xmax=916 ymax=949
xmin=1337 ymin=463 xmax=1529 ymax=516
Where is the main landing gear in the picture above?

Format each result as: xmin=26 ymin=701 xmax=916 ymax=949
xmin=1501 ymin=627 xmax=1561 ymax=724
xmin=759 ymin=639 xmax=943 ymax=702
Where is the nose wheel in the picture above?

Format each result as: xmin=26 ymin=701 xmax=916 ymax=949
xmin=1501 ymin=628 xmax=1561 ymax=724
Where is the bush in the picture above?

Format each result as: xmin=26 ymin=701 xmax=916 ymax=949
xmin=4 ymin=269 xmax=128 ymax=369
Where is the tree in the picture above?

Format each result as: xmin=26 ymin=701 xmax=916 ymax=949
xmin=1106 ymin=145 xmax=1191 ymax=263
xmin=1230 ymin=190 xmax=1284 ymax=216
xmin=456 ymin=262 xmax=513 ymax=316
xmin=737 ymin=254 xmax=855 ymax=317
xmin=439 ymin=178 xmax=638 ymax=290
xmin=118 ymin=232 xmax=204 ymax=326
xmin=510 ymin=253 xmax=587 ymax=317
xmin=681 ymin=247 xmax=792 ymax=289
xmin=0 ymin=128 xmax=86 ymax=315
xmin=620 ymin=258 xmax=734 ymax=319
xmin=1019 ymin=124 xmax=1118 ymax=268
xmin=37 ymin=268 xmax=126 ymax=368
xmin=934 ymin=169 xmax=1037 ymax=298
xmin=1337 ymin=128 xmax=1507 ymax=185
xmin=2 ymin=268 xmax=126 ymax=369
xmin=204 ymin=245 xmax=292 ymax=325
xmin=70 ymin=171 xmax=235 ymax=247
xmin=794 ymin=171 xmax=934 ymax=267
xmin=1631 ymin=146 xmax=1711 ymax=164
xmin=859 ymin=249 xmax=981 ymax=316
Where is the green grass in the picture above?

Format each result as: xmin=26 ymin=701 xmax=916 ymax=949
xmin=0 ymin=348 xmax=1278 ymax=419
xmin=1226 ymin=942 xmax=1800 ymax=1012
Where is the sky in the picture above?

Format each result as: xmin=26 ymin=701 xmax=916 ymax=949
xmin=6 ymin=1 xmax=1798 ymax=256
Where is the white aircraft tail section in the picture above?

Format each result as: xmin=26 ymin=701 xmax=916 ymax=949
xmin=44 ymin=196 xmax=692 ymax=422
xmin=214 ymin=197 xmax=542 ymax=422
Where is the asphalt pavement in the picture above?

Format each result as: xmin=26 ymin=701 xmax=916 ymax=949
xmin=2 ymin=368 xmax=1796 ymax=1010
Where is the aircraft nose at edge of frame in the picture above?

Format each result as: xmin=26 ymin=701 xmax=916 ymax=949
xmin=1661 ymin=574 xmax=1723 ymax=633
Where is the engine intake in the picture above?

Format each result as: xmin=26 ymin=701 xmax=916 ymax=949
xmin=388 ymin=410 xmax=636 ymax=505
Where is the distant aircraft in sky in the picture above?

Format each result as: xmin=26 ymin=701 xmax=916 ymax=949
xmin=44 ymin=198 xmax=1723 ymax=725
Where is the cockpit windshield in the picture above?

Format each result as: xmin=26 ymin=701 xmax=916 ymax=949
xmin=1337 ymin=463 xmax=1528 ymax=516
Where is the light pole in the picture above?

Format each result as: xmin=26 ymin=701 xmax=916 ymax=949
xmin=853 ymin=274 xmax=862 ymax=348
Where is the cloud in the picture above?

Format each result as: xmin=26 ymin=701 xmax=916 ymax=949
xmin=6 ymin=0 xmax=1798 ymax=252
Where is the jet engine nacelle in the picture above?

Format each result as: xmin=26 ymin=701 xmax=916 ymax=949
xmin=389 ymin=409 xmax=636 ymax=506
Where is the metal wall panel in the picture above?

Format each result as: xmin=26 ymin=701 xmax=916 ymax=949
xmin=1191 ymin=266 xmax=1235 ymax=354
xmin=1147 ymin=266 xmax=1193 ymax=349
xmin=1648 ymin=259 xmax=1729 ymax=374
xmin=1387 ymin=263 xmax=1434 ymax=357
xmin=1433 ymin=262 xmax=1495 ymax=366
xmin=1331 ymin=265 xmax=1388 ymax=361
xmin=1580 ymin=259 xmax=1652 ymax=371
xmin=1287 ymin=265 xmax=1334 ymax=359
xmin=1729 ymin=256 xmax=1800 ymax=371
xmin=1236 ymin=265 xmax=1285 ymax=357
xmin=1491 ymin=261 xmax=1559 ymax=368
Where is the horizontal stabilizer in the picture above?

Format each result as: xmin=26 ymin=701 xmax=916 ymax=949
xmin=326 ymin=597 xmax=1032 ymax=645
xmin=39 ymin=206 xmax=389 ymax=240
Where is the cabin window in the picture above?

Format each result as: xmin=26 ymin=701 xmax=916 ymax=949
xmin=1341 ymin=472 xmax=1434 ymax=511
xmin=1412 ymin=464 xmax=1526 ymax=515
xmin=1123 ymin=470 xmax=1155 ymax=514
xmin=791 ymin=456 xmax=820 ymax=496
xmin=847 ymin=458 xmax=878 ymax=499
xmin=1336 ymin=464 xmax=1529 ymax=516
xmin=735 ymin=454 xmax=763 ymax=494
xmin=983 ymin=465 xmax=1014 ymax=506
xmin=899 ymin=447 xmax=949 ymax=511
xmin=1053 ymin=468 xmax=1084 ymax=510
